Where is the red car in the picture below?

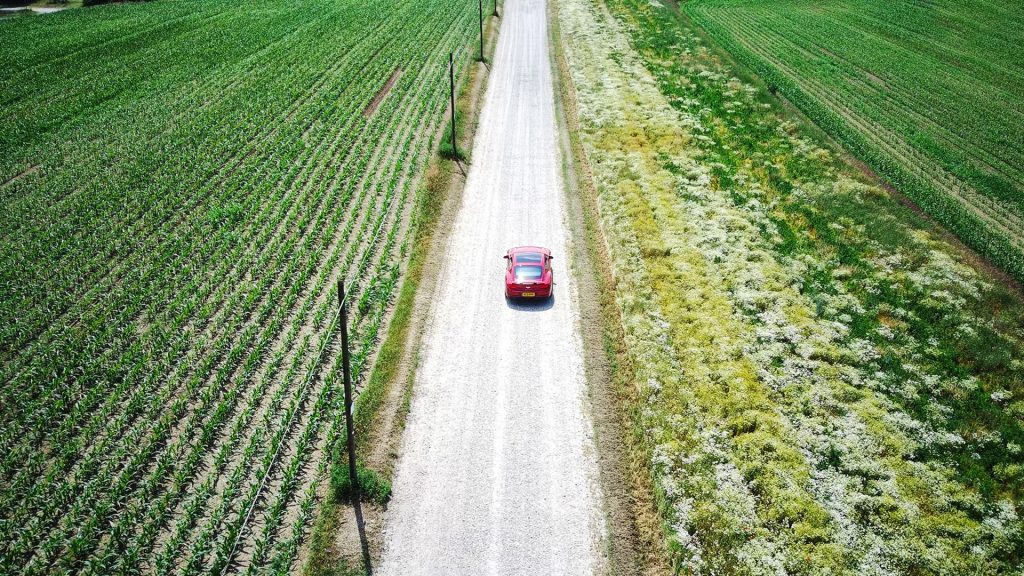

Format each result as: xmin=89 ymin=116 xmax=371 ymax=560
xmin=503 ymin=246 xmax=553 ymax=299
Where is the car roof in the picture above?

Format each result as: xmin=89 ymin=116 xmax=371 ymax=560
xmin=509 ymin=247 xmax=550 ymax=265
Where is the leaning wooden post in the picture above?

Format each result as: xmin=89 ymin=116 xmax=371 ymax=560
xmin=449 ymin=52 xmax=457 ymax=158
xmin=338 ymin=280 xmax=358 ymax=494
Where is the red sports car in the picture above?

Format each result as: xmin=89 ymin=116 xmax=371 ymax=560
xmin=503 ymin=246 xmax=553 ymax=299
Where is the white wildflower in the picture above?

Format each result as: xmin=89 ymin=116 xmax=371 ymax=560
xmin=991 ymin=389 xmax=1012 ymax=404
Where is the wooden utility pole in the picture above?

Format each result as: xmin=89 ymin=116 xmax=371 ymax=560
xmin=338 ymin=280 xmax=357 ymax=493
xmin=478 ymin=0 xmax=484 ymax=61
xmin=449 ymin=52 xmax=457 ymax=157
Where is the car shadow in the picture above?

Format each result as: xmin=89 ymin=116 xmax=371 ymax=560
xmin=505 ymin=293 xmax=555 ymax=312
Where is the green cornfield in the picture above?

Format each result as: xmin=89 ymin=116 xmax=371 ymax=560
xmin=687 ymin=0 xmax=1024 ymax=281
xmin=0 ymin=0 xmax=477 ymax=573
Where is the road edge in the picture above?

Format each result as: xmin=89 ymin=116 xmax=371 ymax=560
xmin=547 ymin=1 xmax=670 ymax=574
xmin=300 ymin=10 xmax=503 ymax=576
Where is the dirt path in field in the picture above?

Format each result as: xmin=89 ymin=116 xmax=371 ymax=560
xmin=377 ymin=0 xmax=607 ymax=573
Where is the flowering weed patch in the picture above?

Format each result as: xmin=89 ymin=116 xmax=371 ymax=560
xmin=556 ymin=0 xmax=1024 ymax=572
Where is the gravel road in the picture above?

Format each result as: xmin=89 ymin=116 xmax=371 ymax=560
xmin=377 ymin=0 xmax=607 ymax=573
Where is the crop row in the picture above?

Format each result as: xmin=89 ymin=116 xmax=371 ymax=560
xmin=699 ymin=10 xmax=1024 ymax=251
xmin=0 ymin=0 xmax=478 ymax=573
xmin=686 ymin=0 xmax=1024 ymax=282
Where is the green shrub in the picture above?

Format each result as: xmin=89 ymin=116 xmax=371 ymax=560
xmin=330 ymin=457 xmax=391 ymax=506
xmin=438 ymin=114 xmax=467 ymax=161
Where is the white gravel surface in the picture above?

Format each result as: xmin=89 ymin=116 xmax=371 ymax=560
xmin=377 ymin=0 xmax=607 ymax=574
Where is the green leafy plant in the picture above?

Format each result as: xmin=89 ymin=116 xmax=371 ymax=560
xmin=331 ymin=458 xmax=392 ymax=506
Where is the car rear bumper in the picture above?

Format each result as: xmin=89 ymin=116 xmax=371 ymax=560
xmin=505 ymin=285 xmax=552 ymax=299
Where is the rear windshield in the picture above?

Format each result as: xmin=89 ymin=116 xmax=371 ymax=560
xmin=516 ymin=252 xmax=543 ymax=263
xmin=513 ymin=265 xmax=543 ymax=282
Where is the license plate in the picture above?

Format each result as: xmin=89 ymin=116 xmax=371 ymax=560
xmin=522 ymin=292 xmax=535 ymax=297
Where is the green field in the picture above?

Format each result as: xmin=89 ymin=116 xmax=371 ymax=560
xmin=0 ymin=0 xmax=475 ymax=573
xmin=557 ymin=0 xmax=1024 ymax=572
xmin=686 ymin=0 xmax=1024 ymax=281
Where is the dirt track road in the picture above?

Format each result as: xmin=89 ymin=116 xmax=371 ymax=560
xmin=377 ymin=0 xmax=606 ymax=573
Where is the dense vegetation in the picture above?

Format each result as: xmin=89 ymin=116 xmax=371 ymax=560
xmin=686 ymin=0 xmax=1024 ymax=282
xmin=557 ymin=0 xmax=1024 ymax=572
xmin=0 ymin=0 xmax=476 ymax=573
